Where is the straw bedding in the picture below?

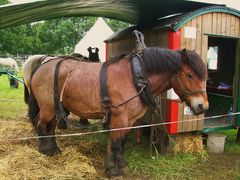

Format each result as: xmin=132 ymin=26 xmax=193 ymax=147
xmin=0 ymin=120 xmax=100 ymax=179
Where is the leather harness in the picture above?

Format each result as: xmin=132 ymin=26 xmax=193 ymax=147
xmin=172 ymin=73 xmax=206 ymax=102
xmin=51 ymin=50 xmax=206 ymax=129
xmin=99 ymin=52 xmax=161 ymax=126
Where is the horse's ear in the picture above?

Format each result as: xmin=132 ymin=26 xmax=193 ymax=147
xmin=95 ymin=47 xmax=99 ymax=52
xmin=87 ymin=47 xmax=92 ymax=53
xmin=181 ymin=48 xmax=189 ymax=62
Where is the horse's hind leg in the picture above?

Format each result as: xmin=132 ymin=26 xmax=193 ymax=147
xmin=37 ymin=112 xmax=60 ymax=156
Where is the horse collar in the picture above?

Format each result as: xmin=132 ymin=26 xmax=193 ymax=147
xmin=131 ymin=55 xmax=158 ymax=110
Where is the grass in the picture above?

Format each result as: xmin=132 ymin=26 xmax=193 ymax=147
xmin=0 ymin=74 xmax=26 ymax=119
xmin=0 ymin=71 xmax=240 ymax=179
xmin=123 ymin=134 xmax=207 ymax=179
xmin=223 ymin=129 xmax=240 ymax=153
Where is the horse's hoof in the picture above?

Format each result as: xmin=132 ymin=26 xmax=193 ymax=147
xmin=39 ymin=147 xmax=61 ymax=156
xmin=118 ymin=159 xmax=128 ymax=168
xmin=57 ymin=120 xmax=67 ymax=130
xmin=79 ymin=118 xmax=90 ymax=126
xmin=54 ymin=146 xmax=61 ymax=154
xmin=105 ymin=167 xmax=122 ymax=177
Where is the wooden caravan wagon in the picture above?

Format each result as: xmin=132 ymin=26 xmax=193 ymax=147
xmin=105 ymin=5 xmax=240 ymax=135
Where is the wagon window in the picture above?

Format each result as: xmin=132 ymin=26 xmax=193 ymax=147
xmin=207 ymin=46 xmax=218 ymax=70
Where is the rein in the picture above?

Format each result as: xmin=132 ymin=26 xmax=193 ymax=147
xmin=172 ymin=73 xmax=206 ymax=102
xmin=111 ymin=84 xmax=146 ymax=108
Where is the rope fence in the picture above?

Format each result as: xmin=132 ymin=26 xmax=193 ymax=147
xmin=0 ymin=111 xmax=239 ymax=143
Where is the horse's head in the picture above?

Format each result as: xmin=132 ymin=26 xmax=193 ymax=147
xmin=171 ymin=49 xmax=209 ymax=115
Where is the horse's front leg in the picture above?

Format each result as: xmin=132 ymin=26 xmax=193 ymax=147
xmin=37 ymin=112 xmax=61 ymax=156
xmin=105 ymin=114 xmax=129 ymax=177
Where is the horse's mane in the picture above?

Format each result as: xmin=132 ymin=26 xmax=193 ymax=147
xmin=143 ymin=48 xmax=207 ymax=80
xmin=106 ymin=48 xmax=207 ymax=80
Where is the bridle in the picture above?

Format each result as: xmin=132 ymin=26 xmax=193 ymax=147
xmin=172 ymin=72 xmax=206 ymax=103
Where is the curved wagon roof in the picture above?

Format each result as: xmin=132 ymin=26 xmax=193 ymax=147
xmin=0 ymin=0 xmax=216 ymax=29
xmin=105 ymin=5 xmax=240 ymax=42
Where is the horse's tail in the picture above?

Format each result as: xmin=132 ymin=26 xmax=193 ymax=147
xmin=24 ymin=83 xmax=29 ymax=104
xmin=28 ymin=90 xmax=39 ymax=126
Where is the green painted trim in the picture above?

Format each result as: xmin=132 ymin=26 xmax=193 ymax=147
xmin=204 ymin=33 xmax=240 ymax=39
xmin=236 ymin=80 xmax=240 ymax=126
xmin=202 ymin=124 xmax=233 ymax=133
xmin=173 ymin=6 xmax=240 ymax=31
xmin=236 ymin=40 xmax=240 ymax=126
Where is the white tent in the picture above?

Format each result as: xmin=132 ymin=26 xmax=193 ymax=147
xmin=74 ymin=17 xmax=113 ymax=62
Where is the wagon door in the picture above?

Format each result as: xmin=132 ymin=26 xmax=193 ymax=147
xmin=204 ymin=36 xmax=238 ymax=132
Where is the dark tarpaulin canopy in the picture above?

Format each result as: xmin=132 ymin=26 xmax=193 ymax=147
xmin=105 ymin=5 xmax=240 ymax=42
xmin=0 ymin=0 xmax=216 ymax=29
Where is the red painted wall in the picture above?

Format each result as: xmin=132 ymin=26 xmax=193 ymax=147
xmin=166 ymin=30 xmax=181 ymax=134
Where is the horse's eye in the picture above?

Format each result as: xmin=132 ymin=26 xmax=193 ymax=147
xmin=186 ymin=73 xmax=193 ymax=79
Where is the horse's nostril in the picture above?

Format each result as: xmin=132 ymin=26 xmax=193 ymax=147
xmin=198 ymin=104 xmax=204 ymax=111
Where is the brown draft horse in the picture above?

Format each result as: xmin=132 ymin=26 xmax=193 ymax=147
xmin=28 ymin=47 xmax=208 ymax=177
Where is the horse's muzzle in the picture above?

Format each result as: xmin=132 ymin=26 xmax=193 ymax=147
xmin=192 ymin=102 xmax=209 ymax=115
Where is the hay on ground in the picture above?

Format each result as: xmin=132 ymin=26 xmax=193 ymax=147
xmin=172 ymin=134 xmax=205 ymax=155
xmin=0 ymin=120 xmax=99 ymax=179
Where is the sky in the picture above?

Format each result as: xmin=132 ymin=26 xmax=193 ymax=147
xmin=9 ymin=0 xmax=240 ymax=10
xmin=190 ymin=0 xmax=240 ymax=10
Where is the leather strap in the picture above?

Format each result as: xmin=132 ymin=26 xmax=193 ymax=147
xmin=99 ymin=62 xmax=112 ymax=129
xmin=99 ymin=62 xmax=111 ymax=108
xmin=54 ymin=59 xmax=65 ymax=116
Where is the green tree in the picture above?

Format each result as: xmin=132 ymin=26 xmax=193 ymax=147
xmin=31 ymin=17 xmax=97 ymax=54
xmin=0 ymin=0 xmax=8 ymax=5
xmin=0 ymin=17 xmax=97 ymax=55
xmin=0 ymin=25 xmax=34 ymax=55
xmin=0 ymin=16 xmax=130 ymax=56
xmin=105 ymin=19 xmax=130 ymax=32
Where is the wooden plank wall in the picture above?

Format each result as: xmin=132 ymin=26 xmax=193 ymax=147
xmin=108 ymin=30 xmax=168 ymax=58
xmin=178 ymin=13 xmax=240 ymax=133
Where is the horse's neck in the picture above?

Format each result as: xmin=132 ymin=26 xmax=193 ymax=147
xmin=148 ymin=72 xmax=173 ymax=96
